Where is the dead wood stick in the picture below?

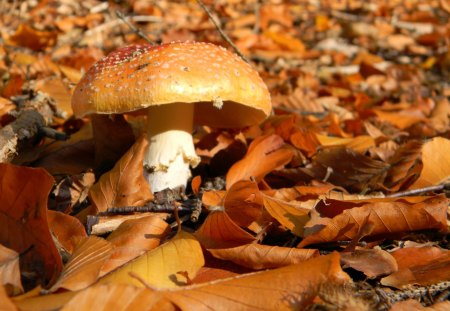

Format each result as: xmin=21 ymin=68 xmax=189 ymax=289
xmin=0 ymin=109 xmax=45 ymax=162
xmin=116 ymin=11 xmax=156 ymax=45
xmin=196 ymin=0 xmax=250 ymax=64
xmin=386 ymin=183 xmax=449 ymax=198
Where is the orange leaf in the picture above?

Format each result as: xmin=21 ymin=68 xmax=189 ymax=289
xmin=89 ymin=136 xmax=153 ymax=213
xmin=340 ymin=249 xmax=398 ymax=278
xmin=9 ymin=24 xmax=57 ymax=51
xmin=223 ymin=180 xmax=263 ymax=227
xmin=209 ymin=244 xmax=319 ymax=270
xmin=195 ymin=211 xmax=256 ymax=249
xmin=164 ymin=253 xmax=349 ymax=311
xmin=411 ymin=137 xmax=450 ymax=189
xmin=49 ymin=237 xmax=113 ymax=292
xmin=226 ymin=134 xmax=293 ymax=188
xmin=0 ymin=244 xmax=22 ymax=295
xmin=381 ymin=246 xmax=450 ymax=288
xmin=0 ymin=163 xmax=62 ymax=285
xmin=262 ymin=194 xmax=311 ymax=237
xmin=298 ymin=196 xmax=448 ymax=247
xmin=48 ymin=210 xmax=87 ymax=254
xmin=100 ymin=216 xmax=169 ymax=275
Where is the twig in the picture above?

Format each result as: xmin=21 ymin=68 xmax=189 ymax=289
xmin=0 ymin=109 xmax=45 ymax=162
xmin=116 ymin=11 xmax=156 ymax=45
xmin=39 ymin=126 xmax=68 ymax=141
xmin=386 ymin=183 xmax=449 ymax=198
xmin=195 ymin=0 xmax=250 ymax=64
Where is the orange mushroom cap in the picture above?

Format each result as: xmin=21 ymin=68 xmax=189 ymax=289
xmin=72 ymin=41 xmax=272 ymax=128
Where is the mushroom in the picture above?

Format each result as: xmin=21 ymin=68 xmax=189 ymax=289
xmin=71 ymin=42 xmax=271 ymax=193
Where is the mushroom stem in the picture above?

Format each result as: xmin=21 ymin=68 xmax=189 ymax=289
xmin=144 ymin=103 xmax=200 ymax=193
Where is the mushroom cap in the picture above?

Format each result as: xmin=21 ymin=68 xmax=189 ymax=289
xmin=72 ymin=41 xmax=271 ymax=128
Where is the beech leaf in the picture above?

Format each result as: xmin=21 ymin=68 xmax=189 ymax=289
xmin=99 ymin=231 xmax=204 ymax=288
xmin=226 ymin=134 xmax=293 ymax=188
xmin=0 ymin=244 xmax=22 ymax=295
xmin=208 ymin=244 xmax=319 ymax=270
xmin=0 ymin=163 xmax=62 ymax=285
xmin=298 ymin=196 xmax=448 ymax=248
xmin=411 ymin=137 xmax=450 ymax=189
xmin=89 ymin=136 xmax=153 ymax=213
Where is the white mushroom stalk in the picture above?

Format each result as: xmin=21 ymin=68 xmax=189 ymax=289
xmin=144 ymin=103 xmax=200 ymax=192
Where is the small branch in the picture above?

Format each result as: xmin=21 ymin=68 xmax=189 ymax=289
xmin=386 ymin=183 xmax=449 ymax=198
xmin=195 ymin=0 xmax=250 ymax=64
xmin=116 ymin=11 xmax=156 ymax=45
xmin=0 ymin=109 xmax=45 ymax=162
xmin=39 ymin=126 xmax=68 ymax=140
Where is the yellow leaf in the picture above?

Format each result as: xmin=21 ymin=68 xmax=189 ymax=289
xmin=262 ymin=194 xmax=311 ymax=237
xmin=99 ymin=231 xmax=204 ymax=288
xmin=411 ymin=137 xmax=450 ymax=189
xmin=264 ymin=31 xmax=305 ymax=52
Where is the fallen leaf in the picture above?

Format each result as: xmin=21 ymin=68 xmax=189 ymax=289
xmin=0 ymin=244 xmax=22 ymax=295
xmin=195 ymin=210 xmax=256 ymax=249
xmin=47 ymin=210 xmax=87 ymax=254
xmin=340 ymin=249 xmax=398 ymax=278
xmin=209 ymin=244 xmax=319 ymax=270
xmin=8 ymin=24 xmax=57 ymax=51
xmin=89 ymin=136 xmax=153 ymax=213
xmin=100 ymin=216 xmax=169 ymax=275
xmin=262 ymin=194 xmax=311 ymax=237
xmin=164 ymin=253 xmax=349 ymax=311
xmin=223 ymin=180 xmax=263 ymax=228
xmin=226 ymin=134 xmax=293 ymax=188
xmin=308 ymin=147 xmax=389 ymax=192
xmin=411 ymin=137 xmax=450 ymax=189
xmin=100 ymin=231 xmax=204 ymax=288
xmin=0 ymin=285 xmax=17 ymax=311
xmin=381 ymin=245 xmax=450 ymax=288
xmin=0 ymin=163 xmax=62 ymax=286
xmin=49 ymin=237 xmax=113 ymax=292
xmin=61 ymin=284 xmax=175 ymax=311
xmin=298 ymin=196 xmax=448 ymax=248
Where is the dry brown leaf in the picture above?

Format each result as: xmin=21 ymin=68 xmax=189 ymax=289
xmin=262 ymin=194 xmax=311 ymax=237
xmin=0 ymin=163 xmax=62 ymax=286
xmin=264 ymin=31 xmax=305 ymax=53
xmin=61 ymin=284 xmax=175 ymax=311
xmin=411 ymin=137 xmax=450 ymax=189
xmin=100 ymin=231 xmax=204 ymax=288
xmin=226 ymin=134 xmax=293 ymax=188
xmin=308 ymin=146 xmax=389 ymax=192
xmin=100 ymin=216 xmax=169 ymax=276
xmin=223 ymin=180 xmax=263 ymax=228
xmin=0 ymin=244 xmax=22 ymax=295
xmin=49 ymin=236 xmax=113 ymax=292
xmin=381 ymin=246 xmax=450 ymax=288
xmin=35 ymin=78 xmax=72 ymax=115
xmin=8 ymin=24 xmax=57 ymax=51
xmin=195 ymin=210 xmax=256 ymax=249
xmin=47 ymin=210 xmax=87 ymax=254
xmin=373 ymin=109 xmax=425 ymax=130
xmin=316 ymin=135 xmax=375 ymax=153
xmin=209 ymin=244 xmax=319 ymax=270
xmin=164 ymin=253 xmax=349 ymax=311
xmin=298 ymin=196 xmax=448 ymax=248
xmin=201 ymin=190 xmax=226 ymax=207
xmin=340 ymin=249 xmax=398 ymax=278
xmin=89 ymin=136 xmax=153 ymax=213
xmin=0 ymin=285 xmax=18 ymax=311
xmin=384 ymin=140 xmax=423 ymax=189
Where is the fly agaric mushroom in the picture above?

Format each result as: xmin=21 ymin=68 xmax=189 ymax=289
xmin=71 ymin=42 xmax=271 ymax=193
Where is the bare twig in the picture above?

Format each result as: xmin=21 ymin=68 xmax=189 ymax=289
xmin=116 ymin=11 xmax=156 ymax=45
xmin=0 ymin=109 xmax=45 ymax=162
xmin=386 ymin=183 xmax=449 ymax=198
xmin=195 ymin=0 xmax=250 ymax=64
